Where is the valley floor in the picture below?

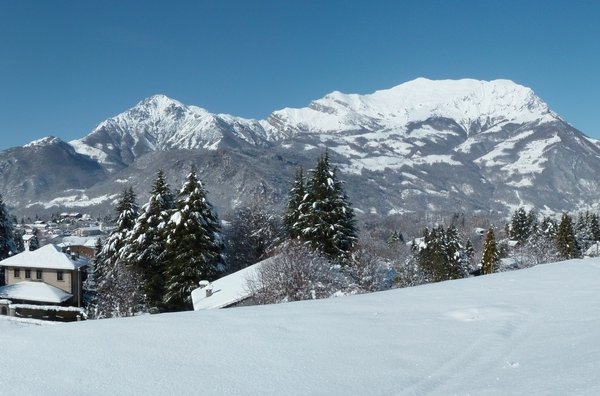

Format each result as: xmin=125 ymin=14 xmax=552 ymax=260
xmin=1 ymin=258 xmax=599 ymax=395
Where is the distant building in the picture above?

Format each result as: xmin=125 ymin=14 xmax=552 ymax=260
xmin=59 ymin=236 xmax=101 ymax=259
xmin=73 ymin=226 xmax=104 ymax=237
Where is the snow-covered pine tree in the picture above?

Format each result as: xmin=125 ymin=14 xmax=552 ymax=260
xmin=28 ymin=228 xmax=40 ymax=251
xmin=85 ymin=237 xmax=103 ymax=293
xmin=481 ymin=228 xmax=499 ymax=275
xmin=526 ymin=209 xmax=538 ymax=235
xmin=556 ymin=213 xmax=580 ymax=260
xmin=464 ymin=239 xmax=475 ymax=267
xmin=0 ymin=194 xmax=17 ymax=259
xmin=121 ymin=170 xmax=174 ymax=309
xmin=387 ymin=230 xmax=404 ymax=245
xmin=590 ymin=213 xmax=600 ymax=242
xmin=575 ymin=211 xmax=594 ymax=251
xmin=162 ymin=168 xmax=224 ymax=311
xmin=95 ymin=187 xmax=144 ymax=318
xmin=443 ymin=225 xmax=470 ymax=279
xmin=283 ymin=167 xmax=306 ymax=239
xmin=414 ymin=225 xmax=469 ymax=283
xmin=509 ymin=207 xmax=531 ymax=244
xmin=298 ymin=152 xmax=357 ymax=263
xmin=13 ymin=229 xmax=24 ymax=254
xmin=415 ymin=226 xmax=445 ymax=282
xmin=539 ymin=216 xmax=558 ymax=239
xmin=82 ymin=238 xmax=103 ymax=316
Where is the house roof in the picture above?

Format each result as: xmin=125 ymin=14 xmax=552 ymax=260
xmin=0 ymin=281 xmax=72 ymax=303
xmin=59 ymin=236 xmax=100 ymax=247
xmin=192 ymin=257 xmax=273 ymax=310
xmin=0 ymin=244 xmax=88 ymax=270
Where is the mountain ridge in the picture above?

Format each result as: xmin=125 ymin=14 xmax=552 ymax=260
xmin=5 ymin=77 xmax=600 ymax=217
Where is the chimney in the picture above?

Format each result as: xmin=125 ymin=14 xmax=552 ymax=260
xmin=198 ymin=280 xmax=213 ymax=297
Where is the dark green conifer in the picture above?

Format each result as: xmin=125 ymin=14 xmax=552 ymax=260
xmin=481 ymin=228 xmax=499 ymax=275
xmin=121 ymin=171 xmax=174 ymax=309
xmin=283 ymin=167 xmax=306 ymax=239
xmin=162 ymin=168 xmax=223 ymax=311
xmin=298 ymin=152 xmax=357 ymax=263
xmin=556 ymin=213 xmax=580 ymax=260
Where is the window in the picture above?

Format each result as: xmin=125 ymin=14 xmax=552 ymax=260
xmin=36 ymin=270 xmax=42 ymax=280
xmin=14 ymin=269 xmax=20 ymax=278
xmin=25 ymin=269 xmax=31 ymax=279
xmin=57 ymin=271 xmax=64 ymax=281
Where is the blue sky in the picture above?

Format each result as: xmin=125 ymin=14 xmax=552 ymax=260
xmin=1 ymin=0 xmax=599 ymax=149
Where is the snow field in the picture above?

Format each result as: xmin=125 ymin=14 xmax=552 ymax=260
xmin=1 ymin=258 xmax=599 ymax=394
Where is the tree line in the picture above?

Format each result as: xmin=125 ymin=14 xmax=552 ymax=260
xmin=88 ymin=152 xmax=359 ymax=316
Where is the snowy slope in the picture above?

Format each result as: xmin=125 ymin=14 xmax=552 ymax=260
xmin=2 ymin=258 xmax=600 ymax=395
xmin=262 ymin=78 xmax=557 ymax=137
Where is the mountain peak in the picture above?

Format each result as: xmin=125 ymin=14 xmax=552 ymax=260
xmin=138 ymin=94 xmax=183 ymax=107
xmin=268 ymin=78 xmax=555 ymax=136
xmin=23 ymin=136 xmax=64 ymax=148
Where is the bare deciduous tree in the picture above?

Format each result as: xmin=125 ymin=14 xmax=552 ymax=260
xmin=246 ymin=242 xmax=350 ymax=305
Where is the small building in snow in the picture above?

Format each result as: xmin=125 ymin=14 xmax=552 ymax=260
xmin=191 ymin=258 xmax=273 ymax=310
xmin=73 ymin=226 xmax=104 ymax=237
xmin=59 ymin=236 xmax=101 ymax=259
xmin=0 ymin=244 xmax=88 ymax=312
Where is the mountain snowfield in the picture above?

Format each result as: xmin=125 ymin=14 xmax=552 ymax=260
xmin=70 ymin=78 xmax=562 ymax=166
xmin=1 ymin=258 xmax=599 ymax=395
xmin=3 ymin=77 xmax=600 ymax=216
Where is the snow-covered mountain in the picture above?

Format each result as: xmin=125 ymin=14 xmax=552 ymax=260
xmin=0 ymin=136 xmax=107 ymax=205
xmin=70 ymin=94 xmax=270 ymax=170
xmin=263 ymin=78 xmax=557 ymax=137
xmin=5 ymin=78 xmax=600 ymax=216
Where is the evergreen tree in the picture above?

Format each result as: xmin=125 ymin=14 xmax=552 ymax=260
xmin=387 ymin=230 xmax=404 ymax=244
xmin=481 ymin=228 xmax=499 ymax=275
xmin=0 ymin=194 xmax=17 ymax=259
xmin=464 ymin=239 xmax=475 ymax=267
xmin=162 ymin=168 xmax=223 ymax=311
xmin=28 ymin=228 xmax=40 ymax=251
xmin=539 ymin=216 xmax=558 ymax=240
xmin=590 ymin=213 xmax=600 ymax=242
xmin=414 ymin=226 xmax=468 ymax=283
xmin=283 ymin=168 xmax=306 ymax=239
xmin=444 ymin=225 xmax=470 ymax=278
xmin=556 ymin=213 xmax=580 ymax=260
xmin=298 ymin=152 xmax=357 ymax=263
xmin=13 ymin=229 xmax=24 ymax=254
xmin=509 ymin=207 xmax=531 ymax=243
xmin=527 ymin=209 xmax=538 ymax=235
xmin=575 ymin=211 xmax=594 ymax=251
xmin=83 ymin=238 xmax=103 ymax=315
xmin=95 ymin=187 xmax=144 ymax=318
xmin=121 ymin=170 xmax=174 ymax=309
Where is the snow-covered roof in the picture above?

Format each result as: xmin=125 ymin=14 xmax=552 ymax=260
xmin=192 ymin=257 xmax=273 ymax=310
xmin=0 ymin=281 xmax=72 ymax=303
xmin=60 ymin=235 xmax=100 ymax=247
xmin=0 ymin=244 xmax=88 ymax=270
xmin=585 ymin=242 xmax=600 ymax=257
